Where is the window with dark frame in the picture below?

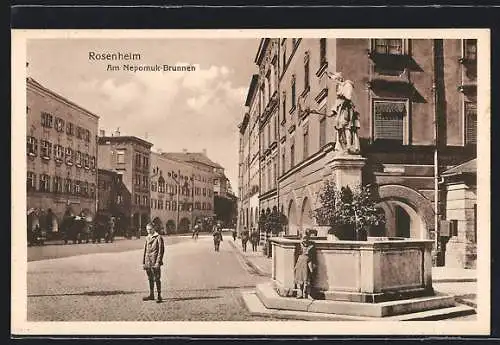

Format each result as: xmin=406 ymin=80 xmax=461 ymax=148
xmin=319 ymin=115 xmax=327 ymax=148
xmin=320 ymin=38 xmax=327 ymax=65
xmin=373 ymin=39 xmax=404 ymax=55
xmin=66 ymin=122 xmax=74 ymax=136
xmin=39 ymin=174 xmax=50 ymax=192
xmin=40 ymin=140 xmax=52 ymax=159
xmin=290 ymin=143 xmax=295 ymax=168
xmin=65 ymin=147 xmax=73 ymax=165
xmin=64 ymin=178 xmax=72 ymax=194
xmin=464 ymin=39 xmax=477 ymax=61
xmin=303 ymin=126 xmax=309 ymax=160
xmin=373 ymin=100 xmax=407 ymax=143
xmin=27 ymin=136 xmax=37 ymax=156
xmin=291 ymin=76 xmax=296 ymax=109
xmin=27 ymin=171 xmax=36 ymax=191
xmin=465 ymin=101 xmax=477 ymax=145
xmin=41 ymin=112 xmax=53 ymax=128
xmin=282 ymin=92 xmax=286 ymax=123
xmin=304 ymin=53 xmax=310 ymax=90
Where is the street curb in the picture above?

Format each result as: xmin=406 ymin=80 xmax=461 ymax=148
xmin=228 ymin=240 xmax=271 ymax=278
xmin=433 ymin=278 xmax=477 ymax=283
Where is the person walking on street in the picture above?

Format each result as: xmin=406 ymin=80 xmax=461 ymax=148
xmin=232 ymin=228 xmax=237 ymax=241
xmin=241 ymin=227 xmax=249 ymax=252
xmin=142 ymin=223 xmax=165 ymax=303
xmin=250 ymin=228 xmax=259 ymax=252
xmin=213 ymin=227 xmax=222 ymax=252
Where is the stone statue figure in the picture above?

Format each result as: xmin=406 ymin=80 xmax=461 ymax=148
xmin=327 ymin=72 xmax=361 ymax=154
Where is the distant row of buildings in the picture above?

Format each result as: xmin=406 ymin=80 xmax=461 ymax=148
xmin=27 ymin=76 xmax=236 ymax=235
xmin=238 ymin=38 xmax=478 ymax=268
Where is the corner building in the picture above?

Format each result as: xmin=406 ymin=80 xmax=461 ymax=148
xmin=26 ymin=77 xmax=98 ymax=230
xmin=97 ymin=133 xmax=153 ymax=233
xmin=244 ymin=38 xmax=477 ymax=267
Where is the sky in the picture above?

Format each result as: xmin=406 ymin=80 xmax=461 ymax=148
xmin=27 ymin=38 xmax=261 ymax=193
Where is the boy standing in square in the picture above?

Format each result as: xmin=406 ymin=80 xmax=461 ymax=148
xmin=142 ymin=223 xmax=165 ymax=303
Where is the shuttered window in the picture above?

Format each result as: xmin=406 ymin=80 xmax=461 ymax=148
xmin=373 ymin=100 xmax=406 ymax=143
xmin=465 ymin=101 xmax=477 ymax=145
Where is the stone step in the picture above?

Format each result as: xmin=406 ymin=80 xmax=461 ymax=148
xmin=256 ymin=282 xmax=461 ymax=318
xmin=242 ymin=291 xmax=476 ymax=321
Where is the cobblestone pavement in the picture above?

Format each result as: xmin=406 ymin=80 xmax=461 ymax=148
xmin=28 ymin=235 xmax=195 ymax=262
xmin=27 ymin=235 xmax=284 ymax=321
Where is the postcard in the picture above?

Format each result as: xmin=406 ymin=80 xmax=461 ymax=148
xmin=11 ymin=28 xmax=490 ymax=336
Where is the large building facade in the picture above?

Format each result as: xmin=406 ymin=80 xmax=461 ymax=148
xmin=97 ymin=132 xmax=153 ymax=233
xmin=238 ymin=74 xmax=261 ymax=233
xmin=27 ymin=77 xmax=99 ymax=231
xmin=239 ymin=38 xmax=477 ymax=267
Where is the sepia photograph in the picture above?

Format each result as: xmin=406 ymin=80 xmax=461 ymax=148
xmin=11 ymin=29 xmax=490 ymax=335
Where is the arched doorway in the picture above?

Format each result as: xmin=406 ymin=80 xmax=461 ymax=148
xmin=300 ymin=197 xmax=313 ymax=233
xmin=179 ymin=217 xmax=191 ymax=233
xmin=166 ymin=219 xmax=176 ymax=234
xmin=377 ymin=200 xmax=426 ymax=239
xmin=287 ymin=200 xmax=298 ymax=235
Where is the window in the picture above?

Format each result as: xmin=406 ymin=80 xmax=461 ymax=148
xmin=66 ymin=122 xmax=74 ymax=136
xmin=282 ymin=152 xmax=286 ymax=174
xmin=320 ymin=38 xmax=327 ymax=65
xmin=151 ymin=182 xmax=156 ymax=192
xmin=55 ymin=117 xmax=65 ymax=132
xmin=27 ymin=136 xmax=37 ymax=156
xmin=291 ymin=76 xmax=296 ymax=109
xmin=203 ymin=188 xmax=207 ymax=196
xmin=273 ymin=162 xmax=277 ymax=188
xmin=143 ymin=156 xmax=149 ymax=170
xmin=82 ymin=181 xmax=89 ymax=197
xmin=158 ymin=199 xmax=163 ymax=210
xmin=55 ymin=145 xmax=64 ymax=161
xmin=373 ymin=39 xmax=404 ymax=55
xmin=373 ymin=100 xmax=407 ymax=143
xmin=142 ymin=175 xmax=148 ymax=188
xmin=464 ymin=39 xmax=477 ymax=61
xmin=75 ymin=151 xmax=82 ymax=167
xmin=135 ymin=194 xmax=140 ymax=205
xmin=27 ymin=172 xmax=36 ymax=191
xmin=465 ymin=101 xmax=477 ymax=145
xmin=282 ymin=39 xmax=287 ymax=71
xmin=135 ymin=153 xmax=142 ymax=168
xmin=40 ymin=140 xmax=52 ymax=159
xmin=319 ymin=115 xmax=327 ymax=148
xmin=65 ymin=147 xmax=73 ymax=165
xmin=41 ymin=112 xmax=53 ymax=128
xmin=64 ymin=178 xmax=72 ymax=193
xmin=158 ymin=178 xmax=165 ymax=193
xmin=52 ymin=176 xmax=62 ymax=193
xmin=282 ymin=92 xmax=286 ymax=123
xmin=290 ymin=143 xmax=295 ymax=168
xmin=116 ymin=149 xmax=125 ymax=164
xmin=84 ymin=153 xmax=90 ymax=168
xmin=304 ymin=52 xmax=310 ymax=90
xmin=268 ymin=164 xmax=272 ymax=189
xmin=39 ymin=174 xmax=50 ymax=192
xmin=90 ymin=156 xmax=96 ymax=170
xmin=134 ymin=173 xmax=140 ymax=186
xmin=76 ymin=126 xmax=84 ymax=140
xmin=172 ymin=201 xmax=177 ymax=211
xmin=90 ymin=183 xmax=96 ymax=198
xmin=303 ymin=126 xmax=309 ymax=159
xmin=74 ymin=180 xmax=81 ymax=195
xmin=85 ymin=129 xmax=91 ymax=142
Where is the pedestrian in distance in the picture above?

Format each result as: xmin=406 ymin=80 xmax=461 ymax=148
xmin=213 ymin=227 xmax=222 ymax=252
xmin=250 ymin=228 xmax=259 ymax=252
xmin=142 ymin=223 xmax=165 ymax=303
xmin=232 ymin=228 xmax=237 ymax=241
xmin=241 ymin=227 xmax=249 ymax=252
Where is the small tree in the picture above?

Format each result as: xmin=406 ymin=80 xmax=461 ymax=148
xmin=313 ymin=180 xmax=386 ymax=240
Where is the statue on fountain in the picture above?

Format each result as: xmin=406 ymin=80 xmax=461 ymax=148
xmin=327 ymin=72 xmax=360 ymax=155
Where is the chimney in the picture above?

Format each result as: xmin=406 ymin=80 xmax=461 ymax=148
xmin=202 ymin=148 xmax=207 ymax=156
xmin=99 ymin=129 xmax=105 ymax=137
